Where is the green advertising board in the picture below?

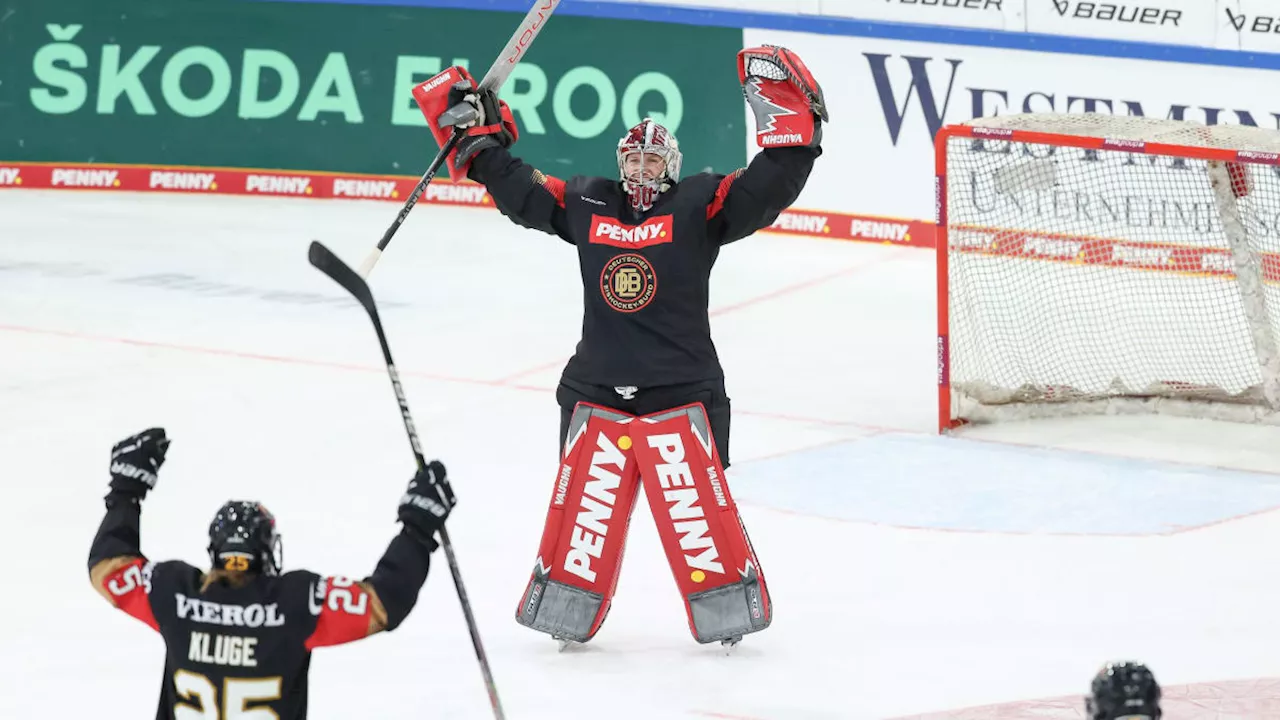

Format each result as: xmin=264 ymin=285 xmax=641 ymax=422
xmin=3 ymin=0 xmax=747 ymax=177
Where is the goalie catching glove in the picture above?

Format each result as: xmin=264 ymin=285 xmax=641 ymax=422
xmin=738 ymin=44 xmax=827 ymax=149
xmin=412 ymin=65 xmax=519 ymax=181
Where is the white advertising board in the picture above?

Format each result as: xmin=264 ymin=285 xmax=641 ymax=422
xmin=596 ymin=1 xmax=1280 ymax=52
xmin=742 ymin=27 xmax=1280 ymax=219
xmin=1024 ymin=0 xmax=1215 ymax=46
xmin=822 ymin=0 xmax=1024 ymax=31
xmin=1217 ymin=0 xmax=1280 ymax=52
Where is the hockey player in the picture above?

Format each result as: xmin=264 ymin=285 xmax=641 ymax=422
xmin=1087 ymin=661 xmax=1162 ymax=720
xmin=420 ymin=44 xmax=825 ymax=467
xmin=88 ymin=428 xmax=456 ymax=719
xmin=414 ymin=44 xmax=823 ymax=648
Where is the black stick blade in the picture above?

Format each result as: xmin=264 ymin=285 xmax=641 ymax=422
xmin=309 ymin=241 xmax=376 ymax=316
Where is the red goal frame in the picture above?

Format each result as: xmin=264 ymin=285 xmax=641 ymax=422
xmin=934 ymin=122 xmax=1280 ymax=433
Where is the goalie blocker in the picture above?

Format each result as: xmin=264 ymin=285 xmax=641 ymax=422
xmin=516 ymin=402 xmax=770 ymax=645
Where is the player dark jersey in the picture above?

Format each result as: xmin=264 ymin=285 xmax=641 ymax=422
xmin=89 ymin=428 xmax=457 ymax=720
xmin=468 ymin=143 xmax=819 ymax=388
xmin=95 ymin=557 xmax=379 ymax=719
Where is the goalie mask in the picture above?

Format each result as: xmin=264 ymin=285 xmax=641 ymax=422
xmin=617 ymin=118 xmax=681 ymax=212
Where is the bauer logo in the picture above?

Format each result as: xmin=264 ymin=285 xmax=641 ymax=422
xmin=51 ymin=168 xmax=120 ymax=188
xmin=590 ymin=214 xmax=673 ymax=248
xmin=563 ymin=432 xmax=630 ymax=585
xmin=0 ymin=168 xmax=21 ymax=186
xmin=333 ymin=178 xmax=399 ymax=199
xmin=149 ymin=171 xmax=216 ymax=191
xmin=1050 ymin=1 xmax=1183 ymax=26
xmin=1236 ymin=150 xmax=1280 ymax=164
xmin=771 ymin=213 xmax=829 ymax=234
xmin=1102 ymin=138 xmax=1146 ymax=151
xmin=246 ymin=174 xmax=312 ymax=195
xmin=646 ymin=431 xmax=724 ymax=577
xmin=1225 ymin=8 xmax=1280 ymax=38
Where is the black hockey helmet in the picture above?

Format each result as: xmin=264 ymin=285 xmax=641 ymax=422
xmin=207 ymin=501 xmax=283 ymax=576
xmin=1087 ymin=661 xmax=1161 ymax=720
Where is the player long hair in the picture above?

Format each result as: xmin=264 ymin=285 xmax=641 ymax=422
xmin=200 ymin=556 xmax=256 ymax=592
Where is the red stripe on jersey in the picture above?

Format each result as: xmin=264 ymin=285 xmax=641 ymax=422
xmin=706 ymin=170 xmax=743 ymax=220
xmin=304 ymin=576 xmax=373 ymax=650
xmin=533 ymin=169 xmax=566 ymax=208
xmin=102 ymin=558 xmax=159 ymax=632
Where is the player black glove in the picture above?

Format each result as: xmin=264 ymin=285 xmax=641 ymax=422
xmin=442 ymin=82 xmax=518 ymax=173
xmin=397 ymin=460 xmax=456 ymax=552
xmin=107 ymin=427 xmax=171 ymax=504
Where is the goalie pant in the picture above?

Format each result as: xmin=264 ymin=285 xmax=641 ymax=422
xmin=516 ymin=401 xmax=769 ymax=644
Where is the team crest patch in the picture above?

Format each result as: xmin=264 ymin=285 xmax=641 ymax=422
xmin=600 ymin=253 xmax=657 ymax=313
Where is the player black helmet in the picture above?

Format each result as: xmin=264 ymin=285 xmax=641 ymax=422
xmin=207 ymin=501 xmax=283 ymax=576
xmin=1087 ymin=661 xmax=1161 ymax=720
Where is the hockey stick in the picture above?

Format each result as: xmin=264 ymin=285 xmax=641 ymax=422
xmin=355 ymin=0 xmax=562 ymax=280
xmin=308 ymin=240 xmax=506 ymax=720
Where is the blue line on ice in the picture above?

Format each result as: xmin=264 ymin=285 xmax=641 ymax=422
xmin=731 ymin=433 xmax=1280 ymax=535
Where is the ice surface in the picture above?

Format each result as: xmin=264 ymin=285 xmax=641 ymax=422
xmin=2 ymin=191 xmax=1279 ymax=718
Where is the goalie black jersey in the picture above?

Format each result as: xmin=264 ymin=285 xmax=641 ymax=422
xmin=467 ymin=144 xmax=819 ymax=389
xmin=99 ymin=558 xmax=376 ymax=719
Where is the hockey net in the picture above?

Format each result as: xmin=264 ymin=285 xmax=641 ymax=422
xmin=937 ymin=113 xmax=1280 ymax=431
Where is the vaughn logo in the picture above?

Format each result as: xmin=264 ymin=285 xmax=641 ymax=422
xmin=646 ymin=431 xmax=724 ymax=578
xmin=771 ymin=212 xmax=828 ymax=234
xmin=150 ymin=171 xmax=215 ymax=191
xmin=850 ymin=219 xmax=911 ymax=242
xmin=1051 ymin=1 xmax=1183 ymax=25
xmin=246 ymin=174 xmax=311 ymax=195
xmin=761 ymin=133 xmax=803 ymax=146
xmin=590 ymin=214 xmax=673 ymax=248
xmin=0 ymin=168 xmax=21 ymax=186
xmin=416 ymin=71 xmax=456 ymax=95
xmin=52 ymin=168 xmax=119 ymax=188
xmin=563 ymin=431 xmax=629 ymax=584
xmin=333 ymin=178 xmax=399 ymax=199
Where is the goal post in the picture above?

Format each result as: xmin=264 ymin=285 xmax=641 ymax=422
xmin=936 ymin=113 xmax=1280 ymax=433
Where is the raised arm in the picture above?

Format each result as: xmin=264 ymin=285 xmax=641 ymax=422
xmin=709 ymin=44 xmax=828 ymax=245
xmin=707 ymin=146 xmax=819 ymax=245
xmin=304 ymin=461 xmax=457 ymax=648
xmin=413 ymin=65 xmax=570 ymax=240
xmin=88 ymin=428 xmax=170 ymax=628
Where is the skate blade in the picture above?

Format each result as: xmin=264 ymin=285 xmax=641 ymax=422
xmin=720 ymin=636 xmax=742 ymax=655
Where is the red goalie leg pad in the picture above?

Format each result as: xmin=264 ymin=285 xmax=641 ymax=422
xmin=516 ymin=403 xmax=641 ymax=643
xmin=632 ymin=404 xmax=771 ymax=644
xmin=411 ymin=65 xmax=476 ymax=183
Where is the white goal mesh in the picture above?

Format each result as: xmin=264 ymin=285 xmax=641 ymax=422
xmin=939 ymin=113 xmax=1280 ymax=429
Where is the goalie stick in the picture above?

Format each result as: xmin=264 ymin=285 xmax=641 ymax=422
xmin=355 ymin=0 xmax=561 ymax=279
xmin=308 ymin=241 xmax=507 ymax=720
